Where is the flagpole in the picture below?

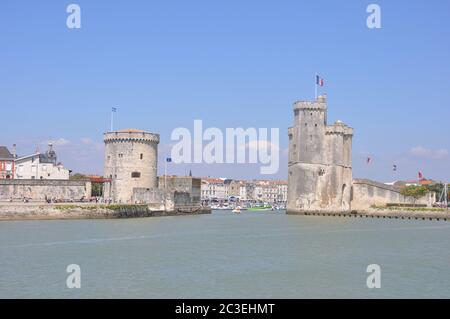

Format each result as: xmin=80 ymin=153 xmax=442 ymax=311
xmin=110 ymin=110 xmax=114 ymax=132
xmin=315 ymin=73 xmax=318 ymax=100
xmin=165 ymin=158 xmax=167 ymax=189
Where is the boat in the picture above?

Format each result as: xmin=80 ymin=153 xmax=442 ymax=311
xmin=247 ymin=205 xmax=273 ymax=212
xmin=232 ymin=206 xmax=242 ymax=214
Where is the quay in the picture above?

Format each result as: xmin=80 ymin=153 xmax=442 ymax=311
xmin=0 ymin=203 xmax=211 ymax=221
xmin=289 ymin=209 xmax=450 ymax=222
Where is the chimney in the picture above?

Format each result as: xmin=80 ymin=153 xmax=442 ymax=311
xmin=12 ymin=144 xmax=17 ymax=158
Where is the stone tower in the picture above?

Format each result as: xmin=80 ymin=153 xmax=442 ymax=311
xmin=103 ymin=129 xmax=160 ymax=203
xmin=287 ymin=94 xmax=353 ymax=213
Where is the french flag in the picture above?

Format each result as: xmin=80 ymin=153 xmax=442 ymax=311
xmin=316 ymin=75 xmax=324 ymax=87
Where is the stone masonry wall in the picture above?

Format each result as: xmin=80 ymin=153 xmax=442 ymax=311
xmin=132 ymin=187 xmax=201 ymax=212
xmin=0 ymin=179 xmax=91 ymax=202
xmin=158 ymin=176 xmax=201 ymax=205
xmin=351 ymin=179 xmax=434 ymax=210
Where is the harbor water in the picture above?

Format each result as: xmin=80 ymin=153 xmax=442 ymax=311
xmin=0 ymin=210 xmax=449 ymax=298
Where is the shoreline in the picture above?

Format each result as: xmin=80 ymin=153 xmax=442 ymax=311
xmin=0 ymin=203 xmax=211 ymax=221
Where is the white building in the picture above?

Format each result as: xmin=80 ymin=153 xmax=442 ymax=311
xmin=274 ymin=181 xmax=288 ymax=203
xmin=14 ymin=144 xmax=70 ymax=180
xmin=0 ymin=146 xmax=15 ymax=179
xmin=252 ymin=180 xmax=288 ymax=204
xmin=201 ymin=178 xmax=227 ymax=200
xmin=239 ymin=183 xmax=248 ymax=201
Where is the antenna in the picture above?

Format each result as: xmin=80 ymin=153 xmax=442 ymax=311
xmin=438 ymin=183 xmax=449 ymax=211
xmin=445 ymin=183 xmax=449 ymax=213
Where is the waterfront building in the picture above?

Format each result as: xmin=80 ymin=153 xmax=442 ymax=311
xmin=239 ymin=182 xmax=248 ymax=201
xmin=0 ymin=146 xmax=15 ymax=179
xmin=252 ymin=180 xmax=288 ymax=205
xmin=14 ymin=143 xmax=70 ymax=180
xmin=200 ymin=178 xmax=288 ymax=205
xmin=274 ymin=180 xmax=288 ymax=203
xmin=201 ymin=178 xmax=227 ymax=201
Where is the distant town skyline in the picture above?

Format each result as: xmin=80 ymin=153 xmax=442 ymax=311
xmin=1 ymin=1 xmax=449 ymax=182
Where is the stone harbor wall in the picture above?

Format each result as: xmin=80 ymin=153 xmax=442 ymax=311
xmin=132 ymin=187 xmax=166 ymax=204
xmin=158 ymin=176 xmax=201 ymax=205
xmin=0 ymin=179 xmax=91 ymax=202
xmin=0 ymin=203 xmax=211 ymax=221
xmin=351 ymin=179 xmax=434 ymax=210
xmin=132 ymin=187 xmax=204 ymax=213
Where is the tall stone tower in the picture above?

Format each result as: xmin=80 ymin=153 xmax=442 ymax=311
xmin=287 ymin=94 xmax=353 ymax=213
xmin=103 ymin=129 xmax=160 ymax=203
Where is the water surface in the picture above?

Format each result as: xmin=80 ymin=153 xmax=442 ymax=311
xmin=0 ymin=210 xmax=449 ymax=298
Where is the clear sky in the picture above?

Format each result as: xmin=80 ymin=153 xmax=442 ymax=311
xmin=1 ymin=0 xmax=449 ymax=182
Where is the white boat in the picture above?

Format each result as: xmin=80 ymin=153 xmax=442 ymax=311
xmin=232 ymin=206 xmax=242 ymax=214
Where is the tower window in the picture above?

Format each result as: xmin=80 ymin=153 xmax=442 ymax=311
xmin=140 ymin=153 xmax=143 ymax=160
xmin=131 ymin=172 xmax=141 ymax=178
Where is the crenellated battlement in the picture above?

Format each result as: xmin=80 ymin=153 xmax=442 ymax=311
xmin=293 ymin=94 xmax=327 ymax=111
xmin=325 ymin=121 xmax=354 ymax=136
xmin=104 ymin=130 xmax=160 ymax=145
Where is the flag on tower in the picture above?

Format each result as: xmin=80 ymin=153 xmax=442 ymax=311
xmin=367 ymin=156 xmax=371 ymax=164
xmin=316 ymin=75 xmax=324 ymax=87
xmin=393 ymin=164 xmax=398 ymax=172
xmin=418 ymin=171 xmax=423 ymax=179
xmin=112 ymin=107 xmax=117 ymax=112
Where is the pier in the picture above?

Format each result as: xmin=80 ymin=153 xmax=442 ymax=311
xmin=289 ymin=209 xmax=450 ymax=221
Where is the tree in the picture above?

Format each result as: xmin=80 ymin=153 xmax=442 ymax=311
xmin=70 ymin=173 xmax=102 ymax=197
xmin=92 ymin=183 xmax=103 ymax=197
xmin=400 ymin=185 xmax=429 ymax=206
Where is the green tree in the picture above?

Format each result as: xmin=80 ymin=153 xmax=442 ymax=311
xmin=70 ymin=173 xmax=88 ymax=180
xmin=92 ymin=183 xmax=103 ymax=197
xmin=70 ymin=173 xmax=103 ymax=197
xmin=401 ymin=185 xmax=429 ymax=206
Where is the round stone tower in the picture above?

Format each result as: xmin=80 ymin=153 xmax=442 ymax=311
xmin=103 ymin=129 xmax=160 ymax=203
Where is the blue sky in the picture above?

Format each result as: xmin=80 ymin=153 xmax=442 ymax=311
xmin=1 ymin=0 xmax=449 ymax=182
